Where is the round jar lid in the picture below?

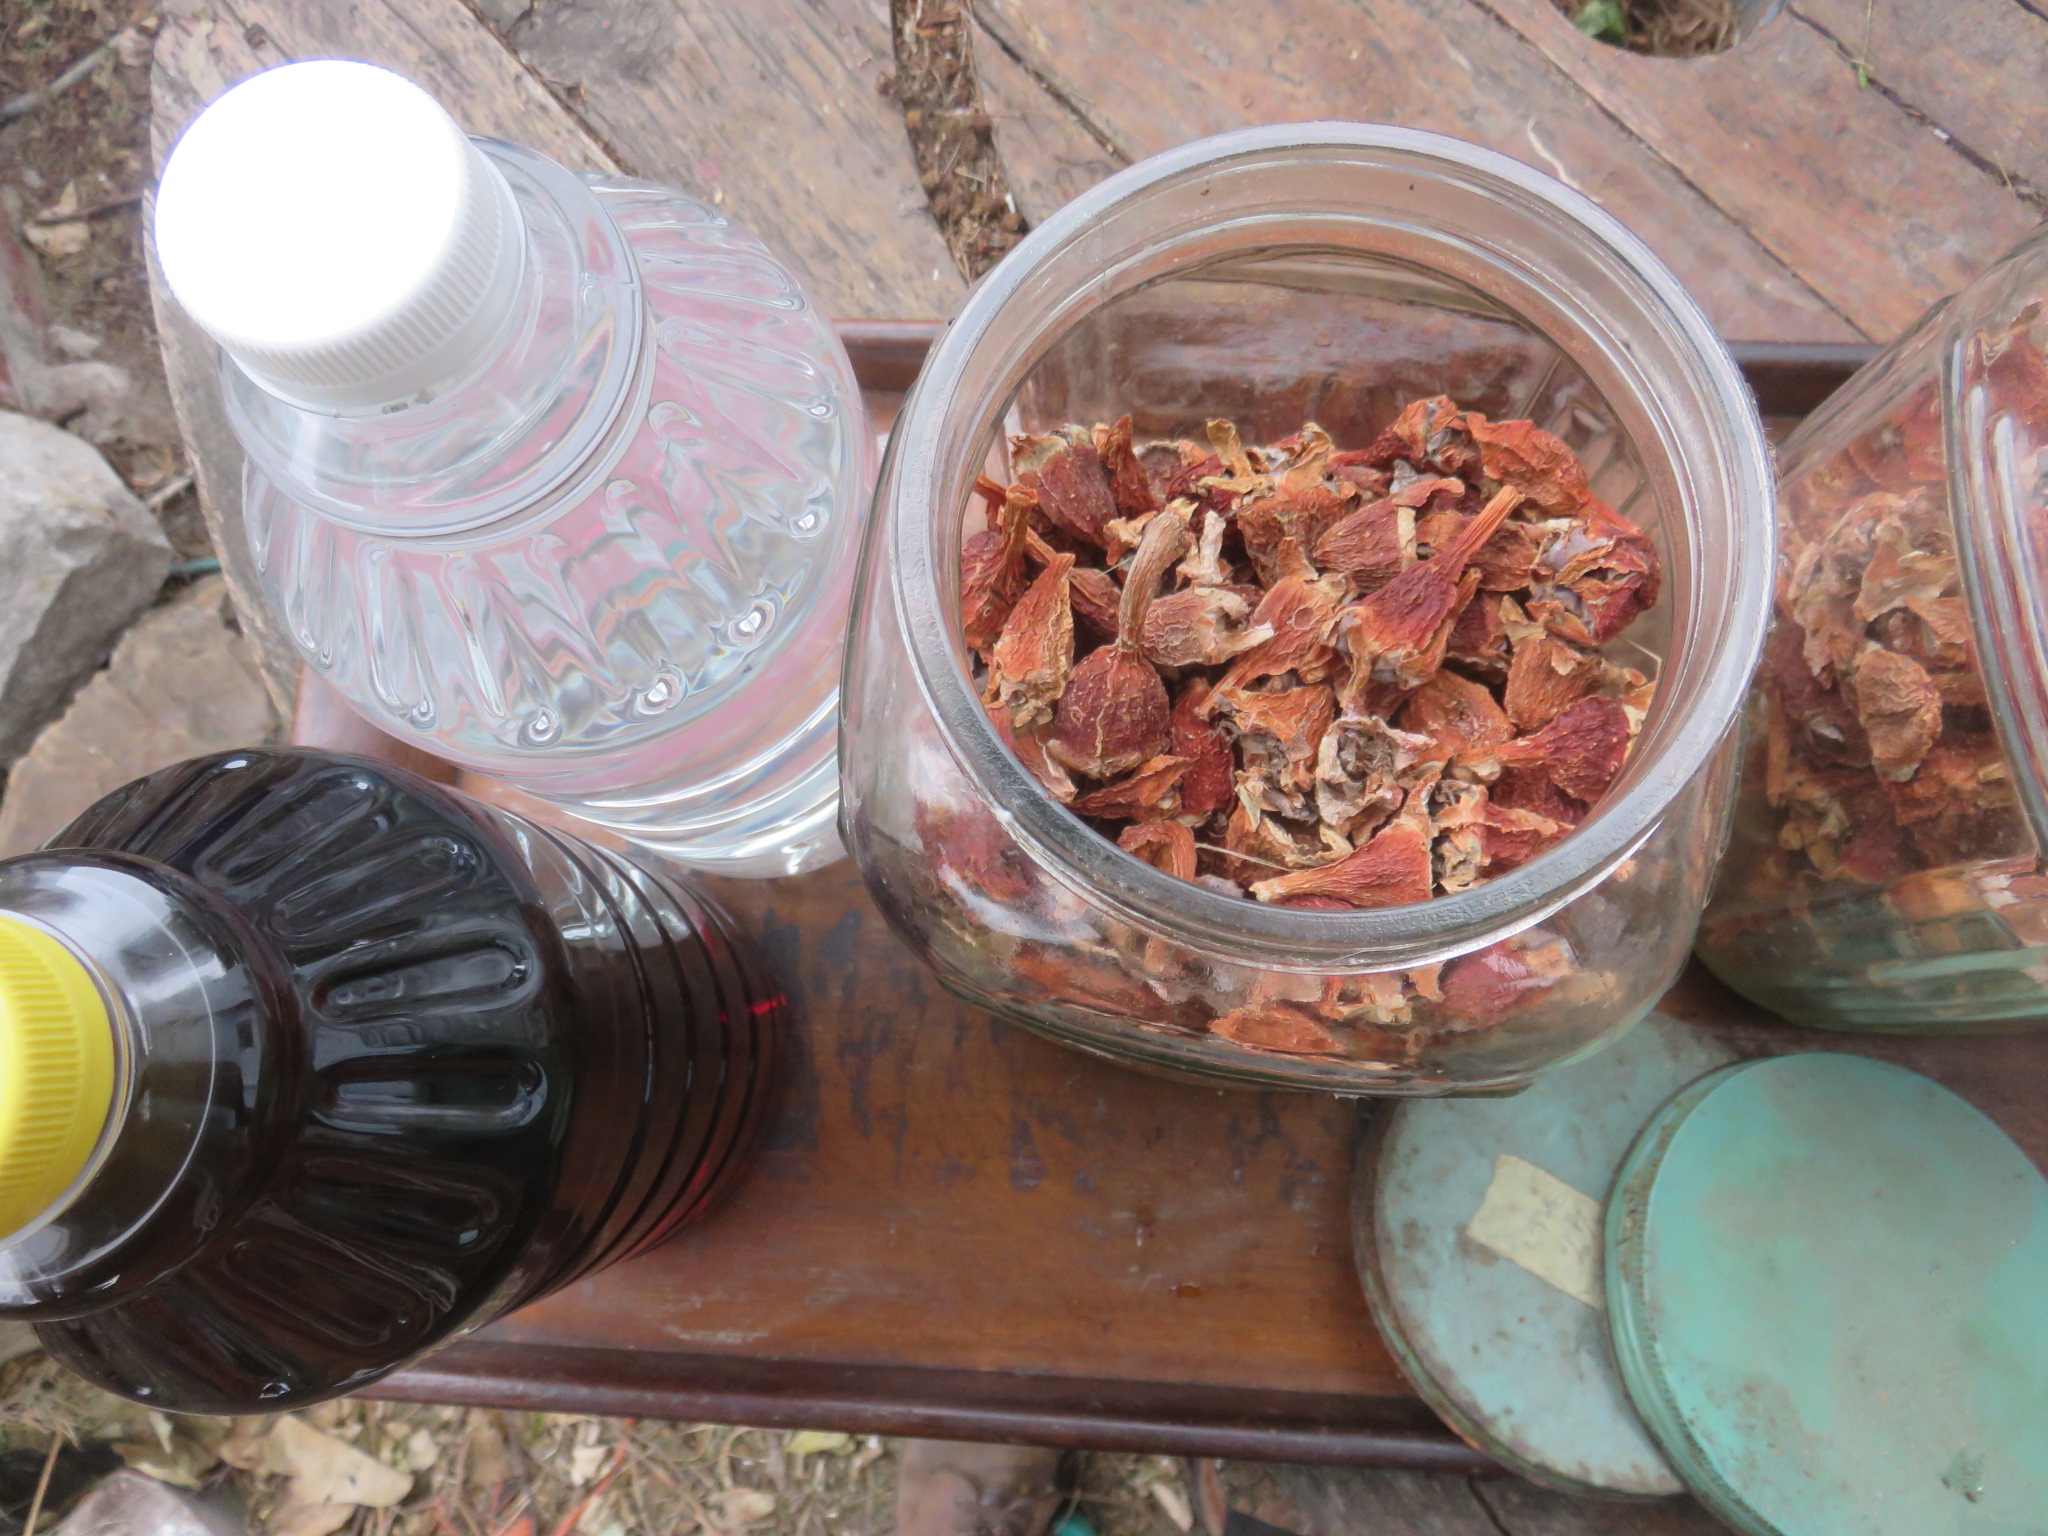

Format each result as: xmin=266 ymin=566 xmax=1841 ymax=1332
xmin=1607 ymin=1053 xmax=2048 ymax=1534
xmin=1355 ymin=1012 xmax=1733 ymax=1495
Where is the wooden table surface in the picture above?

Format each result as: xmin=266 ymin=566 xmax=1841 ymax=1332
xmin=146 ymin=0 xmax=2048 ymax=1467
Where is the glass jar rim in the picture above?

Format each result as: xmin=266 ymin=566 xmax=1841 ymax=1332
xmin=881 ymin=123 xmax=1774 ymax=970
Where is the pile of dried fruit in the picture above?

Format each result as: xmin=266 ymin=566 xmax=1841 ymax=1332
xmin=961 ymin=398 xmax=1661 ymax=908
xmin=1744 ymin=342 xmax=2042 ymax=893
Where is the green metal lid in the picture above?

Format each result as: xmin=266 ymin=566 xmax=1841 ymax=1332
xmin=1607 ymin=1053 xmax=2048 ymax=1535
xmin=1355 ymin=1012 xmax=1733 ymax=1495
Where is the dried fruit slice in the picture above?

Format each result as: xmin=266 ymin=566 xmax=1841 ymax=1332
xmin=1463 ymin=415 xmax=1590 ymax=515
xmin=1015 ymin=427 xmax=1118 ymax=548
xmin=1072 ymin=754 xmax=1192 ymax=819
xmin=1251 ymin=768 xmax=1441 ymax=909
xmin=1098 ymin=414 xmax=1161 ymax=520
xmin=1209 ymin=1003 xmax=1344 ymax=1055
xmin=1400 ymin=670 xmax=1514 ymax=765
xmin=1339 ymin=486 xmax=1520 ymax=696
xmin=1494 ymin=696 xmax=1634 ymax=805
xmin=1502 ymin=627 xmax=1604 ymax=732
xmin=992 ymin=553 xmax=1075 ymax=730
xmin=1119 ymin=819 xmax=1197 ymax=880
xmin=962 ymin=480 xmax=1036 ymax=651
xmin=1170 ymin=679 xmax=1238 ymax=820
xmin=1214 ymin=572 xmax=1348 ymax=693
xmin=1048 ymin=512 xmax=1189 ymax=778
xmin=1850 ymin=643 xmax=1943 ymax=783
xmin=1313 ymin=498 xmax=1416 ymax=592
xmin=1142 ymin=587 xmax=1274 ymax=668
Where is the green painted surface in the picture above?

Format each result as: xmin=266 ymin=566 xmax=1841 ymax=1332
xmin=1607 ymin=1054 xmax=2048 ymax=1536
xmin=1359 ymin=1012 xmax=1732 ymax=1495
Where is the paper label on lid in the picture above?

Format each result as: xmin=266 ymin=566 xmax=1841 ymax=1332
xmin=1467 ymin=1153 xmax=1606 ymax=1309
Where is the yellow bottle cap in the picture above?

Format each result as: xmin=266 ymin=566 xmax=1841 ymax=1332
xmin=0 ymin=915 xmax=116 ymax=1240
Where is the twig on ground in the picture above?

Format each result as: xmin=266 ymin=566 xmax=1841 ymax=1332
xmin=1 ymin=36 xmax=119 ymax=128
xmin=29 ymin=187 xmax=148 ymax=225
xmin=21 ymin=1432 xmax=62 ymax=1536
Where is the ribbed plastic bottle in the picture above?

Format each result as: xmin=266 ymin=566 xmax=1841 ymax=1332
xmin=0 ymin=749 xmax=781 ymax=1412
xmin=153 ymin=61 xmax=875 ymax=877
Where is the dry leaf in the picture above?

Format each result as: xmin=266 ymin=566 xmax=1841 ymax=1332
xmin=266 ymin=1416 xmax=413 ymax=1509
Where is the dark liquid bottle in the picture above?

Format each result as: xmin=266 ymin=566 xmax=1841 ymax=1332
xmin=0 ymin=749 xmax=780 ymax=1412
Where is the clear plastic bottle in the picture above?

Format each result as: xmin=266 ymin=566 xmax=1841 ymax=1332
xmin=0 ymin=748 xmax=781 ymax=1412
xmin=153 ymin=62 xmax=875 ymax=876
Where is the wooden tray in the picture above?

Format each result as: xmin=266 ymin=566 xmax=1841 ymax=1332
xmin=284 ymin=328 xmax=2047 ymax=1467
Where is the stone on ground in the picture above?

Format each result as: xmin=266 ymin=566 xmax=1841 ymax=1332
xmin=0 ymin=410 xmax=171 ymax=765
xmin=0 ymin=577 xmax=277 ymax=855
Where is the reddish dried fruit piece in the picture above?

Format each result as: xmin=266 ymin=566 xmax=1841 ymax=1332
xmin=962 ymin=480 xmax=1036 ymax=651
xmin=1236 ymin=425 xmax=1360 ymax=585
xmin=1068 ymin=564 xmax=1123 ymax=641
xmin=1072 ymin=755 xmax=1192 ymax=820
xmin=1214 ymin=684 xmax=1337 ymax=821
xmin=1142 ymin=587 xmax=1273 ymax=668
xmin=1098 ymin=414 xmax=1160 ymax=520
xmin=1251 ymin=769 xmax=1441 ymax=909
xmin=1360 ymin=395 xmax=1463 ymax=470
xmin=1049 ymin=512 xmax=1189 ymax=778
xmin=1479 ymin=800 xmax=1571 ymax=873
xmin=1526 ymin=498 xmax=1661 ymax=647
xmin=1315 ymin=711 xmax=1430 ymax=840
xmin=1446 ymin=590 xmax=1518 ymax=677
xmin=1313 ymin=499 xmax=1415 ymax=591
xmin=1851 ymin=643 xmax=1943 ymax=783
xmin=1463 ymin=415 xmax=1590 ymax=515
xmin=1015 ymin=428 xmax=1118 ymax=548
xmin=1170 ymin=679 xmax=1238 ymax=820
xmin=1215 ymin=573 xmax=1348 ymax=693
xmin=1209 ymin=1003 xmax=1345 ymax=1056
xmin=991 ymin=553 xmax=1075 ymax=730
xmin=1340 ymin=486 xmax=1520 ymax=697
xmin=1495 ymin=697 xmax=1634 ymax=805
xmin=1502 ymin=627 xmax=1605 ymax=732
xmin=1430 ymin=776 xmax=1490 ymax=894
xmin=1119 ymin=819 xmax=1197 ymax=880
xmin=1400 ymin=671 xmax=1513 ymax=765
xmin=1440 ymin=939 xmax=1572 ymax=1027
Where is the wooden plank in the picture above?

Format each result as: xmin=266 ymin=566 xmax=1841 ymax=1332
xmin=1481 ymin=0 xmax=2038 ymax=339
xmin=1792 ymin=0 xmax=2048 ymax=200
xmin=504 ymin=0 xmax=967 ymax=318
xmin=972 ymin=0 xmax=1861 ymax=343
xmin=149 ymin=0 xmax=616 ymax=172
xmin=447 ymin=769 xmax=1405 ymax=1399
xmin=383 ymin=1341 xmax=1489 ymax=1467
xmin=970 ymin=16 xmax=1122 ymax=228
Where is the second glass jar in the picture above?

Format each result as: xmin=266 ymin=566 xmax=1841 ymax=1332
xmin=841 ymin=125 xmax=1774 ymax=1093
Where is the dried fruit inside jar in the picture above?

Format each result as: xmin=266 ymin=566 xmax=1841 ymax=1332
xmin=1698 ymin=309 xmax=2048 ymax=1028
xmin=946 ymin=397 xmax=1667 ymax=1059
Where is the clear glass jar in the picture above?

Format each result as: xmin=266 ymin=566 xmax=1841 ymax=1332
xmin=1697 ymin=228 xmax=2048 ymax=1032
xmin=840 ymin=125 xmax=1774 ymax=1093
xmin=233 ymin=141 xmax=873 ymax=878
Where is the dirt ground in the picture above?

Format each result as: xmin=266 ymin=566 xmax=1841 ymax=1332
xmin=0 ymin=0 xmax=210 ymax=559
xmin=0 ymin=1348 xmax=1301 ymax=1536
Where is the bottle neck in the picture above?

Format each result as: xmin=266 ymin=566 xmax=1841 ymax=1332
xmin=0 ymin=855 xmax=273 ymax=1313
xmin=224 ymin=140 xmax=647 ymax=540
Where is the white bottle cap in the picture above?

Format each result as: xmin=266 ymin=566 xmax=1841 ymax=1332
xmin=154 ymin=60 xmax=524 ymax=414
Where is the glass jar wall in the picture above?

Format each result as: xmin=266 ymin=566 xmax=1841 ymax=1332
xmin=1698 ymin=230 xmax=2048 ymax=1031
xmin=842 ymin=126 xmax=1773 ymax=1092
